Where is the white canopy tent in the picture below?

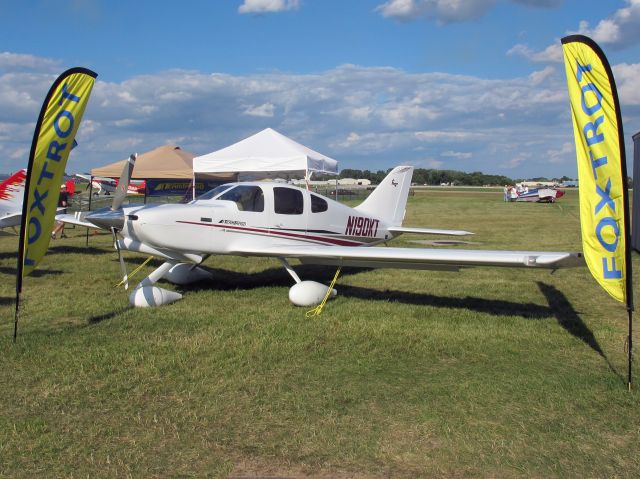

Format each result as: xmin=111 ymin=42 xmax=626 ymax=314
xmin=193 ymin=128 xmax=339 ymax=182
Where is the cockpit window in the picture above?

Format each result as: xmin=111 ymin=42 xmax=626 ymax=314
xmin=194 ymin=184 xmax=233 ymax=201
xmin=274 ymin=187 xmax=304 ymax=215
xmin=219 ymin=185 xmax=264 ymax=212
xmin=310 ymin=193 xmax=328 ymax=213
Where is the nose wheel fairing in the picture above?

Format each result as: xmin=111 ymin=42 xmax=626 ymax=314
xmin=128 ymin=261 xmax=213 ymax=307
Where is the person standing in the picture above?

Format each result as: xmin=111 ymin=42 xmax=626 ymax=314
xmin=510 ymin=185 xmax=518 ymax=202
xmin=51 ymin=184 xmax=69 ymax=239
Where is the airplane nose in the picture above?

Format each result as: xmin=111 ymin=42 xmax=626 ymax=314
xmin=86 ymin=207 xmax=125 ymax=230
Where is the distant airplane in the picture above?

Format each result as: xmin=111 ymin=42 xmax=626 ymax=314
xmin=516 ymin=188 xmax=565 ymax=203
xmin=75 ymin=173 xmax=146 ymax=196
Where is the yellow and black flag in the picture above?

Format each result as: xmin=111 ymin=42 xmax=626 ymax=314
xmin=14 ymin=67 xmax=97 ymax=339
xmin=561 ymin=35 xmax=634 ymax=387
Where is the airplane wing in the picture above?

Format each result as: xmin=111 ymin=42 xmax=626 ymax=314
xmin=2 ymin=207 xmax=69 ymax=229
xmin=55 ymin=212 xmax=101 ymax=229
xmin=388 ymin=226 xmax=473 ymax=236
xmin=0 ymin=212 xmax=22 ymax=228
xmin=90 ymin=175 xmax=115 ymax=183
xmin=230 ymin=244 xmax=583 ymax=270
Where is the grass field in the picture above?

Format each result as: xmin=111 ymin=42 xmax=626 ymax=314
xmin=0 ymin=188 xmax=638 ymax=478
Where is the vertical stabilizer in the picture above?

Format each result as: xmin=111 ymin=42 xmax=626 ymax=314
xmin=354 ymin=166 xmax=413 ymax=226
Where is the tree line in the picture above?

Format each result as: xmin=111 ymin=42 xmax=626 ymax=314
xmin=314 ymin=168 xmax=578 ymax=186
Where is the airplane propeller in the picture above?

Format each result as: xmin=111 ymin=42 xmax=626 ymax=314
xmin=86 ymin=153 xmax=137 ymax=289
xmin=111 ymin=154 xmax=136 ymax=211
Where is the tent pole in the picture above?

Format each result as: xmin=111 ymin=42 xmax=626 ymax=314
xmin=86 ymin=176 xmax=94 ymax=246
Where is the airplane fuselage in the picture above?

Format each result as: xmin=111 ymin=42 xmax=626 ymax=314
xmin=121 ymin=182 xmax=392 ymax=257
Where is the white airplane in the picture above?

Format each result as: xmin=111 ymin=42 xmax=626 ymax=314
xmin=75 ymin=173 xmax=146 ymax=196
xmin=62 ymin=155 xmax=583 ymax=307
xmin=0 ymin=169 xmax=27 ymax=229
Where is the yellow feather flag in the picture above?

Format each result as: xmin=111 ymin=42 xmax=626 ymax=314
xmin=561 ymin=35 xmax=632 ymax=306
xmin=17 ymin=68 xmax=97 ymax=290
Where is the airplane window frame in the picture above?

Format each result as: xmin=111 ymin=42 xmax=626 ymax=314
xmin=310 ymin=193 xmax=328 ymax=213
xmin=274 ymin=187 xmax=304 ymax=215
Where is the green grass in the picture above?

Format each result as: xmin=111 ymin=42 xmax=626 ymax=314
xmin=0 ymin=189 xmax=638 ymax=478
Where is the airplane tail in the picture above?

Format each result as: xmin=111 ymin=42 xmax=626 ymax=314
xmin=354 ymin=166 xmax=413 ymax=226
xmin=0 ymin=169 xmax=27 ymax=211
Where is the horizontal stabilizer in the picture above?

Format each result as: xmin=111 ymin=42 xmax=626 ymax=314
xmin=388 ymin=226 xmax=473 ymax=236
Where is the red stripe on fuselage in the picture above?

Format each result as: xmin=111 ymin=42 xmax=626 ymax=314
xmin=175 ymin=220 xmax=368 ymax=247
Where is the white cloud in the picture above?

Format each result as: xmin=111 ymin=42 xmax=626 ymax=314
xmin=544 ymin=142 xmax=574 ymax=165
xmin=501 ymin=153 xmax=531 ymax=169
xmin=243 ymin=102 xmax=276 ymax=117
xmin=577 ymin=0 xmax=640 ymax=49
xmin=331 ymin=131 xmax=414 ymax=154
xmin=441 ymin=150 xmax=472 ymax=159
xmin=9 ymin=147 xmax=28 ymax=160
xmin=238 ymin=0 xmax=300 ymax=14
xmin=510 ymin=0 xmax=561 ymax=7
xmin=349 ymin=106 xmax=373 ymax=121
xmin=0 ymin=54 xmax=615 ymax=178
xmin=507 ymin=43 xmax=563 ymax=63
xmin=613 ymin=62 xmax=640 ymax=106
xmin=528 ymin=66 xmax=557 ymax=84
xmin=376 ymin=0 xmax=423 ymax=20
xmin=415 ymin=130 xmax=485 ymax=141
xmin=378 ymin=101 xmax=440 ymax=128
xmin=376 ymin=0 xmax=562 ymax=23
xmin=0 ymin=52 xmax=61 ymax=73
xmin=376 ymin=0 xmax=496 ymax=23
xmin=412 ymin=158 xmax=444 ymax=169
xmin=102 ymin=137 xmax=145 ymax=154
xmin=510 ymin=0 xmax=640 ymax=64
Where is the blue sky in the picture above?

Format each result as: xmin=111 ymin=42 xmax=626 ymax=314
xmin=1 ymin=0 xmax=640 ymax=179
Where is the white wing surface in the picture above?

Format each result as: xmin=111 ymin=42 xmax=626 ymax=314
xmin=388 ymin=226 xmax=473 ymax=236
xmin=55 ymin=212 xmax=101 ymax=229
xmin=230 ymin=244 xmax=583 ymax=270
xmin=0 ymin=212 xmax=22 ymax=228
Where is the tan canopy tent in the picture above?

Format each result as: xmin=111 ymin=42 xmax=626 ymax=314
xmin=89 ymin=144 xmax=235 ymax=199
xmin=91 ymin=144 xmax=235 ymax=180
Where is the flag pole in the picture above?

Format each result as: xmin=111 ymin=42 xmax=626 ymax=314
xmin=616 ymin=71 xmax=633 ymax=391
xmin=628 ymin=309 xmax=633 ymax=390
xmin=13 ymin=294 xmax=20 ymax=343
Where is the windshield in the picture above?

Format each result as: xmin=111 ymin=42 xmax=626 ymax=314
xmin=192 ymin=184 xmax=234 ymax=202
xmin=218 ymin=185 xmax=264 ymax=212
